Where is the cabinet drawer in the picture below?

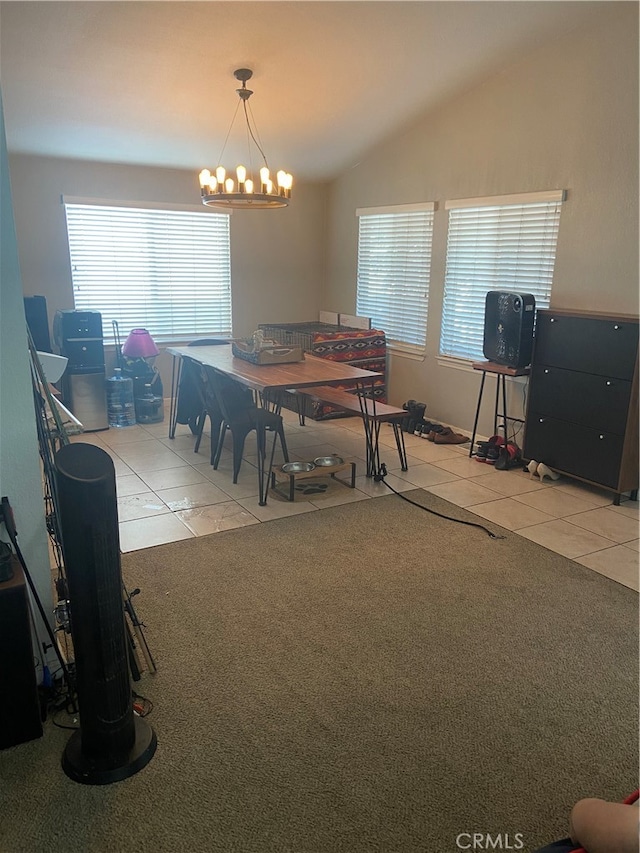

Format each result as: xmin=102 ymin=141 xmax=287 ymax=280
xmin=523 ymin=413 xmax=624 ymax=489
xmin=534 ymin=314 xmax=638 ymax=379
xmin=528 ymin=366 xmax=631 ymax=434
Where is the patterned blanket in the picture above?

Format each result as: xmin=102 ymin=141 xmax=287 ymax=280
xmin=310 ymin=329 xmax=387 ymax=419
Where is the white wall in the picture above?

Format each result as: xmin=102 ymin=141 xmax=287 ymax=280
xmin=324 ymin=6 xmax=639 ymax=438
xmin=0 ymin=92 xmax=53 ymax=663
xmin=8 ymin=155 xmax=328 ymax=389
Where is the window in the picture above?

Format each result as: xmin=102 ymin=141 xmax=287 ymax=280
xmin=439 ymin=190 xmax=565 ymax=362
xmin=356 ymin=202 xmax=434 ymax=356
xmin=64 ymin=199 xmax=232 ymax=343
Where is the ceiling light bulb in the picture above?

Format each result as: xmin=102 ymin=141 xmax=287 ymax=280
xmin=225 ymin=178 xmax=234 ymax=193
xmin=199 ymin=169 xmax=211 ymax=188
xmin=244 ymin=178 xmax=254 ymax=193
xmin=276 ymin=170 xmax=286 ymax=188
xmin=265 ymin=179 xmax=273 ymax=194
xmin=236 ymin=165 xmax=246 ymax=183
xmin=216 ymin=166 xmax=226 ymax=184
xmin=208 ymin=177 xmax=217 ymax=192
xmin=260 ymin=166 xmax=270 ymax=184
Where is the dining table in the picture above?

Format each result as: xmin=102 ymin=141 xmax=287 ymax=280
xmin=166 ymin=343 xmax=384 ymax=502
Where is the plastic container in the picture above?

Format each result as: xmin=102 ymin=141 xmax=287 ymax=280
xmin=106 ymin=368 xmax=136 ymax=428
xmin=134 ymin=383 xmax=164 ymax=425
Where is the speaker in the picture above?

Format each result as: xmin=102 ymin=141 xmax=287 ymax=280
xmin=0 ymin=558 xmax=43 ymax=750
xmin=23 ymin=295 xmax=52 ymax=353
xmin=483 ymin=291 xmax=536 ymax=369
xmin=54 ymin=443 xmax=156 ymax=784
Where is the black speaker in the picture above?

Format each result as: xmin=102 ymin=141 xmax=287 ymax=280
xmin=0 ymin=558 xmax=43 ymax=750
xmin=483 ymin=291 xmax=536 ymax=369
xmin=23 ymin=295 xmax=52 ymax=353
xmin=54 ymin=443 xmax=156 ymax=784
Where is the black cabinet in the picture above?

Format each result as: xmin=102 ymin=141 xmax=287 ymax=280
xmin=524 ymin=308 xmax=639 ymax=503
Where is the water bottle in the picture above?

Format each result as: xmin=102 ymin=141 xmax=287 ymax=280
xmin=106 ymin=368 xmax=136 ymax=428
xmin=134 ymin=383 xmax=164 ymax=424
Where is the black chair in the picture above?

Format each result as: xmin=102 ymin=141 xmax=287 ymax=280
xmin=203 ymin=365 xmax=289 ymax=503
xmin=174 ymin=339 xmax=229 ymax=459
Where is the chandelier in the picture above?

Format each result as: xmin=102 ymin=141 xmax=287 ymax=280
xmin=198 ymin=68 xmax=293 ymax=209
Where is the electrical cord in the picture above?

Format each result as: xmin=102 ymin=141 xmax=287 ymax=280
xmin=373 ymin=463 xmax=506 ymax=539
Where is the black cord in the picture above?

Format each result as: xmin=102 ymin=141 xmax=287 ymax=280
xmin=373 ymin=464 xmax=505 ymax=539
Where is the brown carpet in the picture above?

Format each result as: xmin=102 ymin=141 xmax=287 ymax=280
xmin=0 ymin=489 xmax=637 ymax=853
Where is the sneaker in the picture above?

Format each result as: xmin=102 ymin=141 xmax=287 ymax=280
xmin=485 ymin=445 xmax=501 ymax=464
xmin=475 ymin=442 xmax=489 ymax=461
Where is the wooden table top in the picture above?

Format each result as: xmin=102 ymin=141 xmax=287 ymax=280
xmin=167 ymin=344 xmax=383 ymax=393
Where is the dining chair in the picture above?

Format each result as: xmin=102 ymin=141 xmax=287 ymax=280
xmin=202 ymin=365 xmax=289 ymax=496
xmin=176 ymin=339 xmax=229 ymax=458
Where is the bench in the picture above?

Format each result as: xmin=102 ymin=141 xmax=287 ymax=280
xmin=294 ymin=385 xmax=408 ymax=477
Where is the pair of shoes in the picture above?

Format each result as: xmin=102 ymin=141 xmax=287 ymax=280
xmin=495 ymin=442 xmax=522 ymax=471
xmin=527 ymin=460 xmax=560 ymax=482
xmin=426 ymin=424 xmax=446 ymax=441
xmin=433 ymin=427 xmax=471 ymax=445
xmin=402 ymin=400 xmax=426 ymax=433
xmin=475 ymin=435 xmax=504 ymax=462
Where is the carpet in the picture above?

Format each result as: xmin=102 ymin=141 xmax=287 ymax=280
xmin=0 ymin=489 xmax=637 ymax=853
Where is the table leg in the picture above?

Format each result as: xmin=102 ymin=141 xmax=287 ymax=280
xmin=392 ymin=422 xmax=408 ymax=471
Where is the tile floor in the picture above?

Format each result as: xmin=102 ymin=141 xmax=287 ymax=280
xmin=70 ymin=404 xmax=639 ymax=592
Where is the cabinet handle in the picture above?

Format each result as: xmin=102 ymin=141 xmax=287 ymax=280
xmin=544 ymin=369 xmax=550 ymax=374
xmin=606 ymin=380 xmax=612 ymax=386
xmin=550 ymin=318 xmax=555 ymax=323
xmin=599 ymin=434 xmax=605 ymax=439
xmin=614 ymin=325 xmax=620 ymax=330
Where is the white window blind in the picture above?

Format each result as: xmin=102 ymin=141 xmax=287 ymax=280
xmin=64 ymin=200 xmax=232 ymax=344
xmin=356 ymin=203 xmax=434 ymax=356
xmin=440 ymin=190 xmax=564 ymax=362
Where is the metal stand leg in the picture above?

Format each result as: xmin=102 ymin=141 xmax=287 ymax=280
xmin=500 ymin=374 xmax=508 ymax=441
xmin=469 ymin=371 xmax=487 ymax=458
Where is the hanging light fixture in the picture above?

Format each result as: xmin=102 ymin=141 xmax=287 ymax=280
xmin=198 ymin=68 xmax=293 ymax=209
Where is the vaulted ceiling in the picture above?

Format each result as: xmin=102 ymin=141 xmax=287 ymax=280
xmin=0 ymin=1 xmax=611 ymax=180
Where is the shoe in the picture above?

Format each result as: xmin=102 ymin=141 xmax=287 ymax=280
xmin=495 ymin=442 xmax=521 ymax=471
xmin=526 ymin=460 xmax=539 ymax=478
xmin=537 ymin=462 xmax=560 ymax=482
xmin=434 ymin=429 xmax=471 ymax=445
xmin=484 ymin=445 xmax=501 ymax=463
xmin=475 ymin=441 xmax=491 ymax=461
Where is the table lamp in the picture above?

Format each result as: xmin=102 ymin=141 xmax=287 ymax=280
xmin=120 ymin=329 xmax=164 ymax=424
xmin=121 ymin=329 xmax=159 ymax=360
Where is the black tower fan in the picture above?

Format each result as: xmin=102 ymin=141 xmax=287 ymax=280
xmin=54 ymin=442 xmax=156 ymax=784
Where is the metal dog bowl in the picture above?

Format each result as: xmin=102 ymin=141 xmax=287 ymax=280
xmin=313 ymin=456 xmax=344 ymax=467
xmin=281 ymin=461 xmax=316 ymax=473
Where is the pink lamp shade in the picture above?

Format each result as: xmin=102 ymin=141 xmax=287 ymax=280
xmin=121 ymin=329 xmax=160 ymax=358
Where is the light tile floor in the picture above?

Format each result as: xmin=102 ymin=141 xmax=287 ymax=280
xmin=70 ymin=405 xmax=639 ymax=592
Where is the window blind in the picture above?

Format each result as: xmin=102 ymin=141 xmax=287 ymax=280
xmin=356 ymin=203 xmax=434 ymax=356
xmin=439 ymin=191 xmax=564 ymax=362
xmin=64 ymin=201 xmax=232 ymax=344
